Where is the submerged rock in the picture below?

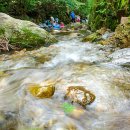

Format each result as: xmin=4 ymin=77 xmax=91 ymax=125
xmin=64 ymin=123 xmax=78 ymax=130
xmin=0 ymin=13 xmax=57 ymax=50
xmin=64 ymin=86 xmax=96 ymax=108
xmin=0 ymin=111 xmax=17 ymax=130
xmin=34 ymin=54 xmax=52 ymax=63
xmin=28 ymin=82 xmax=55 ymax=99
xmin=0 ymin=71 xmax=9 ymax=78
xmin=113 ymin=78 xmax=130 ymax=98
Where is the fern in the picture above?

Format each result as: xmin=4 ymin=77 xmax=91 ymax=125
xmin=86 ymin=0 xmax=96 ymax=14
xmin=55 ymin=0 xmax=85 ymax=9
xmin=120 ymin=0 xmax=129 ymax=8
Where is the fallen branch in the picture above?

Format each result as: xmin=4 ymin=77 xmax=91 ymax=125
xmin=0 ymin=37 xmax=9 ymax=51
xmin=0 ymin=36 xmax=19 ymax=51
xmin=9 ymin=44 xmax=19 ymax=50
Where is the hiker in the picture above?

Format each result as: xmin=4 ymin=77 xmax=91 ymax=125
xmin=70 ymin=11 xmax=76 ymax=23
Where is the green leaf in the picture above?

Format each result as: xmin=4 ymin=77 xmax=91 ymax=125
xmin=62 ymin=102 xmax=75 ymax=114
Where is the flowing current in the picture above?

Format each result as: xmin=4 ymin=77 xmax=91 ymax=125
xmin=0 ymin=33 xmax=130 ymax=130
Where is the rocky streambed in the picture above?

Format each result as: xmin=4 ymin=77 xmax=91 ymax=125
xmin=0 ymin=32 xmax=130 ymax=130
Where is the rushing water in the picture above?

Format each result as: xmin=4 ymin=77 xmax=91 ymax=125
xmin=0 ymin=33 xmax=130 ymax=130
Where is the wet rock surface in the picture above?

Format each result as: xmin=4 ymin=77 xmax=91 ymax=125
xmin=109 ymin=48 xmax=130 ymax=66
xmin=28 ymin=82 xmax=55 ymax=99
xmin=82 ymin=23 xmax=130 ymax=50
xmin=64 ymin=86 xmax=96 ymax=108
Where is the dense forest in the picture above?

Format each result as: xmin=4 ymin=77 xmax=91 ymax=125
xmin=0 ymin=0 xmax=130 ymax=30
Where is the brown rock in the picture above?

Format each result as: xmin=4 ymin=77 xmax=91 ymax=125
xmin=98 ymin=23 xmax=130 ymax=48
xmin=64 ymin=86 xmax=96 ymax=108
xmin=28 ymin=81 xmax=55 ymax=98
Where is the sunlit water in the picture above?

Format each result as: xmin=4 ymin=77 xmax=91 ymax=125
xmin=0 ymin=33 xmax=130 ymax=130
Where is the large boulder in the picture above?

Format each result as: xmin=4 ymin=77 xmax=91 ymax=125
xmin=0 ymin=13 xmax=57 ymax=49
xmin=98 ymin=21 xmax=130 ymax=48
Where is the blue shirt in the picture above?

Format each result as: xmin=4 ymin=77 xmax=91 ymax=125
xmin=53 ymin=24 xmax=60 ymax=30
xmin=70 ymin=12 xmax=75 ymax=19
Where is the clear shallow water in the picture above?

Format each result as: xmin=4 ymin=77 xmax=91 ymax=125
xmin=0 ymin=33 xmax=130 ymax=130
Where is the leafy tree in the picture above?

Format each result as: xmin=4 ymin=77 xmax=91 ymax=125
xmin=0 ymin=0 xmax=129 ymax=30
xmin=88 ymin=0 xmax=130 ymax=31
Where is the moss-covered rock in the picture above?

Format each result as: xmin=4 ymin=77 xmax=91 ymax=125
xmin=98 ymin=22 xmax=130 ymax=48
xmin=82 ymin=32 xmax=101 ymax=42
xmin=0 ymin=13 xmax=58 ymax=50
xmin=82 ymin=27 xmax=112 ymax=42
xmin=34 ymin=54 xmax=51 ymax=63
xmin=79 ymin=29 xmax=92 ymax=36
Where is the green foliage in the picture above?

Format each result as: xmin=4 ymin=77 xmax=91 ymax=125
xmin=0 ymin=1 xmax=8 ymax=13
xmin=55 ymin=0 xmax=84 ymax=9
xmin=0 ymin=0 xmax=130 ymax=31
xmin=117 ymin=0 xmax=129 ymax=9
xmin=0 ymin=0 xmax=85 ymax=23
xmin=88 ymin=0 xmax=130 ymax=31
xmin=86 ymin=0 xmax=96 ymax=14
xmin=0 ymin=28 xmax=5 ymax=36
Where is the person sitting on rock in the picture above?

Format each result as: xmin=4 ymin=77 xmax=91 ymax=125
xmin=45 ymin=20 xmax=52 ymax=29
xmin=55 ymin=18 xmax=59 ymax=23
xmin=50 ymin=16 xmax=55 ymax=24
xmin=53 ymin=21 xmax=60 ymax=30
xmin=76 ymin=15 xmax=80 ymax=22
xmin=60 ymin=22 xmax=65 ymax=29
